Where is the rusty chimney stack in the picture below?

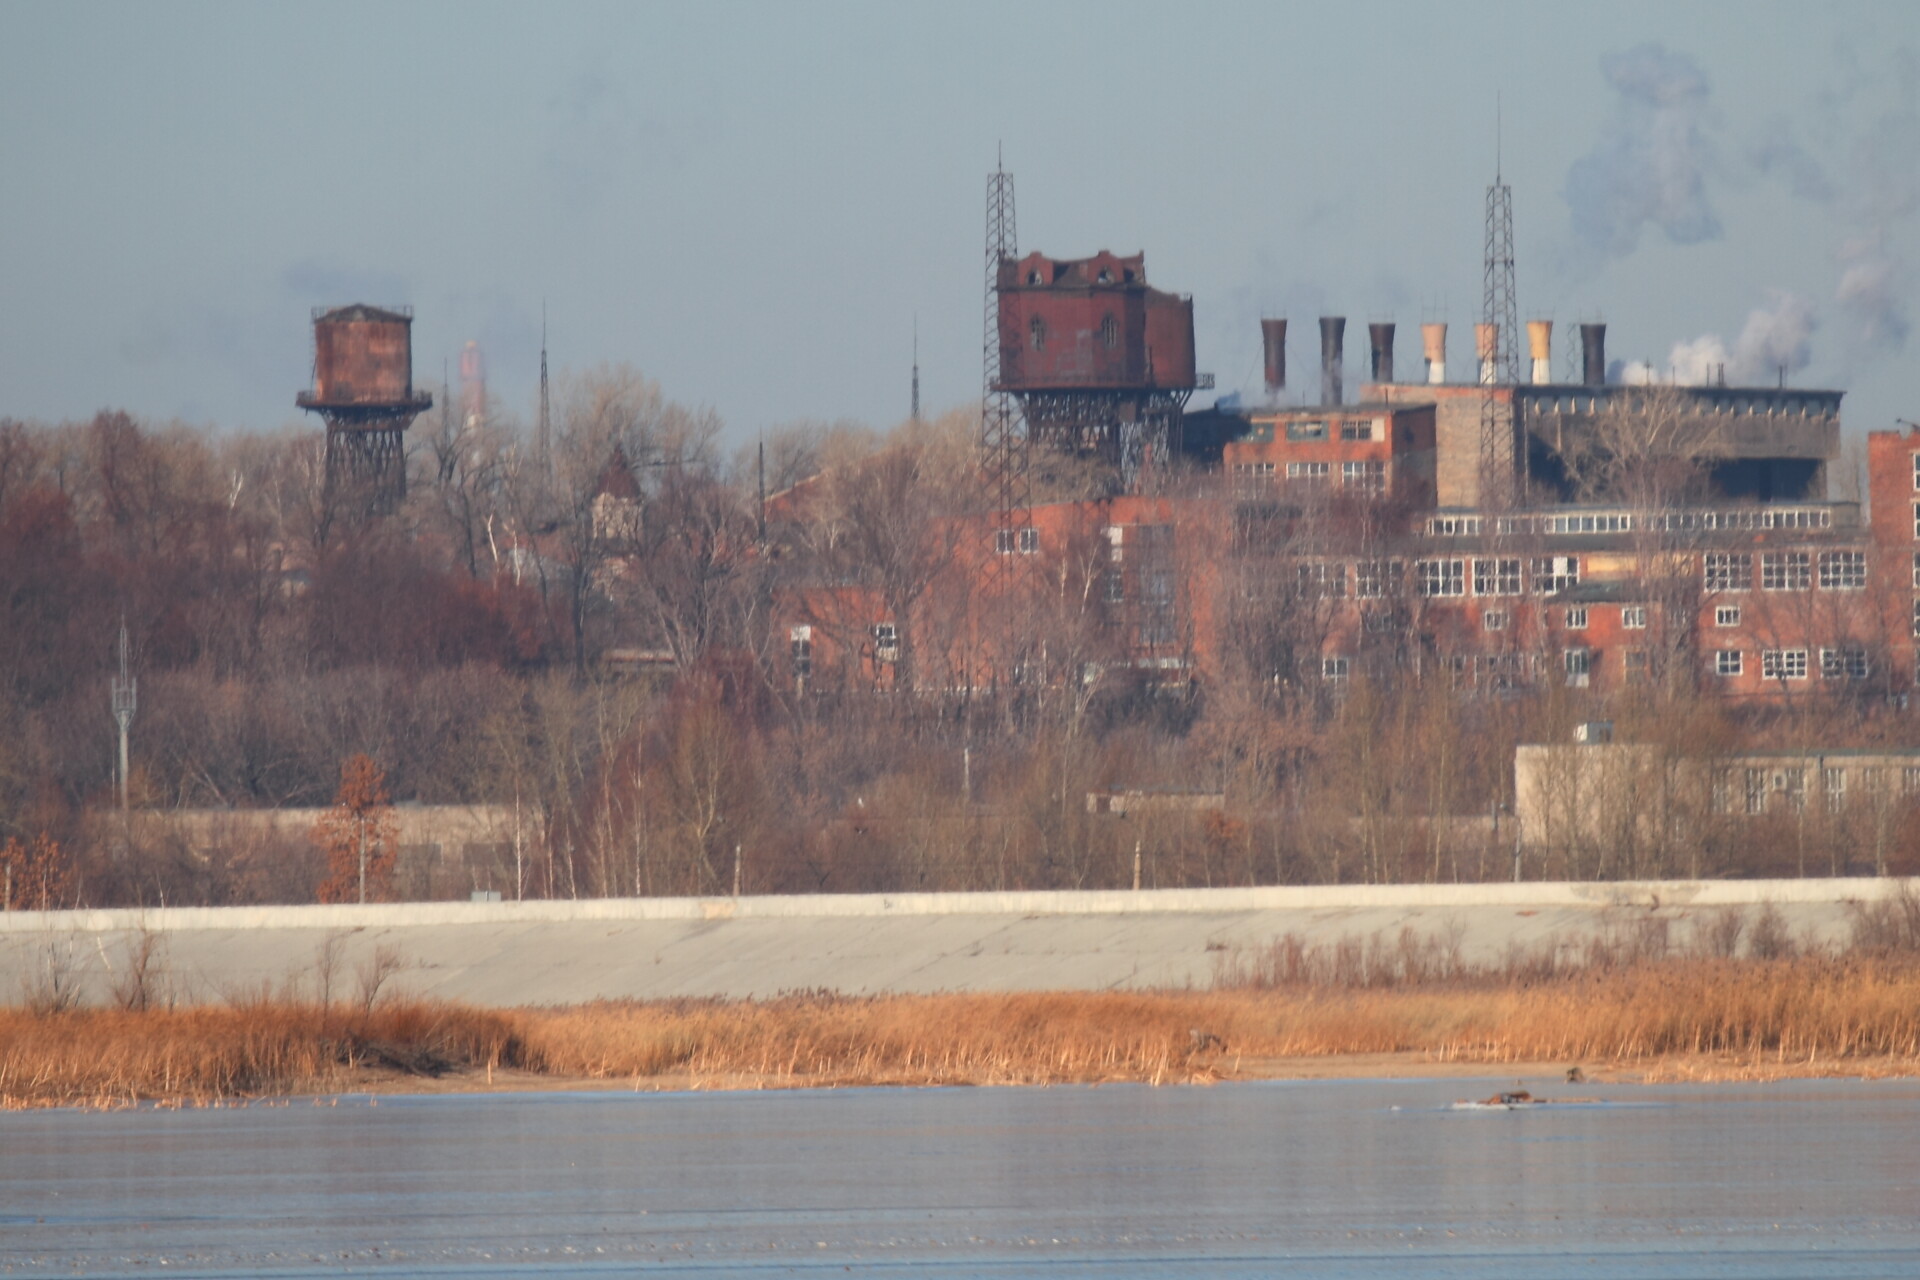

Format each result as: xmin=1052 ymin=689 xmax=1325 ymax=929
xmin=1580 ymin=323 xmax=1607 ymax=386
xmin=1475 ymin=323 xmax=1499 ymax=385
xmin=1260 ymin=318 xmax=1288 ymax=394
xmin=1527 ymin=320 xmax=1553 ymax=385
xmin=1368 ymin=322 xmax=1395 ymax=384
xmin=1422 ymin=322 xmax=1447 ymax=384
xmin=1319 ymin=316 xmax=1345 ymax=405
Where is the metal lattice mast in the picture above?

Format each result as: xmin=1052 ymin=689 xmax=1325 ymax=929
xmin=982 ymin=157 xmax=1027 ymax=549
xmin=911 ymin=315 xmax=921 ymax=425
xmin=537 ymin=304 xmax=552 ymax=481
xmin=1480 ymin=150 xmax=1520 ymax=511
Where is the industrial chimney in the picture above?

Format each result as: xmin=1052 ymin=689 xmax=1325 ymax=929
xmin=1319 ymin=316 xmax=1345 ymax=405
xmin=1422 ymin=323 xmax=1447 ymax=385
xmin=1475 ymin=323 xmax=1498 ymax=385
xmin=1527 ymin=321 xmax=1552 ymax=385
xmin=1580 ymin=323 xmax=1607 ymax=386
xmin=1260 ymin=318 xmax=1288 ymax=394
xmin=1368 ymin=323 xmax=1395 ymax=384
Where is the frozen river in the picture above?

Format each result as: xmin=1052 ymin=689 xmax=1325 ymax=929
xmin=4 ymin=1076 xmax=1918 ymax=1277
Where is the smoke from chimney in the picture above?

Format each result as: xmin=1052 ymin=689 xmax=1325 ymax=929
xmin=1368 ymin=323 xmax=1395 ymax=384
xmin=1260 ymin=318 xmax=1287 ymax=394
xmin=1320 ymin=316 xmax=1345 ymax=405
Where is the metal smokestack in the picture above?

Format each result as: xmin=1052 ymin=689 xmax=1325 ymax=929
xmin=1475 ymin=323 xmax=1498 ymax=385
xmin=1527 ymin=320 xmax=1552 ymax=385
xmin=1260 ymin=318 xmax=1288 ymax=393
xmin=1422 ymin=322 xmax=1447 ymax=384
xmin=1368 ymin=322 xmax=1395 ymax=384
xmin=1319 ymin=316 xmax=1345 ymax=405
xmin=1580 ymin=323 xmax=1607 ymax=386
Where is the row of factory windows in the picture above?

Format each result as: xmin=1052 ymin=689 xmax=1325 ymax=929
xmin=1233 ymin=460 xmax=1387 ymax=495
xmin=1029 ymin=314 xmax=1120 ymax=351
xmin=1427 ymin=506 xmax=1837 ymax=539
xmin=1719 ymin=764 xmax=1920 ymax=817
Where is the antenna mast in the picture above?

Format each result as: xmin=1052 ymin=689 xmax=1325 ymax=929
xmin=911 ymin=315 xmax=921 ymax=425
xmin=981 ymin=153 xmax=1029 ymax=583
xmin=111 ymin=618 xmax=136 ymax=830
xmin=537 ymin=304 xmax=552 ymax=480
xmin=1480 ymin=107 xmax=1521 ymax=511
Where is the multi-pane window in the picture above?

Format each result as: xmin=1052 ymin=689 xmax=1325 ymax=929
xmin=872 ymin=622 xmax=899 ymax=662
xmin=1565 ymin=606 xmax=1588 ymax=631
xmin=1778 ymin=768 xmax=1807 ymax=814
xmin=1342 ymin=460 xmax=1386 ymax=494
xmin=1286 ymin=461 xmax=1331 ymax=489
xmin=1030 ymin=316 xmax=1047 ymax=350
xmin=1715 ymin=605 xmax=1742 ymax=627
xmin=1484 ymin=609 xmax=1508 ymax=631
xmin=1912 ymin=501 xmax=1918 ymax=538
xmin=1533 ymin=556 xmax=1580 ymax=593
xmin=1340 ymin=419 xmax=1375 ymax=441
xmin=1321 ymin=655 xmax=1350 ymax=682
xmin=1705 ymin=552 xmax=1752 ymax=592
xmin=1286 ymin=420 xmax=1328 ymax=442
xmin=1622 ymin=606 xmax=1648 ymax=629
xmin=1761 ymin=648 xmax=1809 ymax=680
xmin=1824 ymin=767 xmax=1847 ymax=812
xmin=1818 ymin=550 xmax=1866 ymax=590
xmin=1914 ymin=599 xmax=1920 ymax=638
xmin=1354 ymin=560 xmax=1397 ymax=598
xmin=1232 ymin=461 xmax=1276 ymax=494
xmin=1912 ymin=551 xmax=1920 ymax=589
xmin=1105 ymin=569 xmax=1124 ymax=604
xmin=789 ymin=625 xmax=813 ymax=680
xmin=1913 ymin=452 xmax=1920 ymax=491
xmin=1714 ymin=649 xmax=1743 ymax=677
xmin=1417 ymin=559 xmax=1465 ymax=597
xmin=1745 ymin=768 xmax=1768 ymax=815
xmin=1472 ymin=558 xmax=1523 ymax=596
xmin=1761 ymin=551 xmax=1811 ymax=591
xmin=1624 ymin=649 xmax=1649 ymax=683
xmin=1297 ymin=562 xmax=1346 ymax=599
xmin=994 ymin=527 xmax=1037 ymax=555
xmin=1905 ymin=767 xmax=1920 ymax=795
xmin=1563 ymin=648 xmax=1592 ymax=683
xmin=1819 ymin=647 xmax=1869 ymax=680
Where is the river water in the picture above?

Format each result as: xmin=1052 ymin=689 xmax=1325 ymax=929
xmin=3 ymin=1077 xmax=1917 ymax=1278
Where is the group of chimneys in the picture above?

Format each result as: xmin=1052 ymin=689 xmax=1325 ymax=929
xmin=1259 ymin=318 xmax=1609 ymax=404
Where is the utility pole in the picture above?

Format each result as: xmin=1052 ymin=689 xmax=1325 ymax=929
xmin=110 ymin=618 xmax=136 ymax=845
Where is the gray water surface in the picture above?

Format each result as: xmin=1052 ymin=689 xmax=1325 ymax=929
xmin=3 ymin=1077 xmax=1918 ymax=1277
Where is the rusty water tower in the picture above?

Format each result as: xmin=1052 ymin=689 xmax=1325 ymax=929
xmin=296 ymin=304 xmax=432 ymax=519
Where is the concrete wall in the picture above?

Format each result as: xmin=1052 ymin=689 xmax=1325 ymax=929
xmin=0 ymin=879 xmax=1903 ymax=1008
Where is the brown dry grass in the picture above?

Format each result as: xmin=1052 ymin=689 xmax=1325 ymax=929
xmin=7 ymin=956 xmax=1920 ymax=1108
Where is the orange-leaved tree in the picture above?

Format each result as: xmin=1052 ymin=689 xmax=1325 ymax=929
xmin=0 ymin=834 xmax=74 ymax=910
xmin=313 ymin=755 xmax=400 ymax=904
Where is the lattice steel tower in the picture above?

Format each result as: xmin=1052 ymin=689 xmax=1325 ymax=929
xmin=982 ymin=157 xmax=1029 ymax=550
xmin=1480 ymin=153 xmax=1520 ymax=510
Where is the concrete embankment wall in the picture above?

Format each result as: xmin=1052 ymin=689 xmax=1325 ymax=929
xmin=0 ymin=879 xmax=1903 ymax=1008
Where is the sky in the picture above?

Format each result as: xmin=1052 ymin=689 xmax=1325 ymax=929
xmin=3 ymin=1 xmax=1917 ymax=451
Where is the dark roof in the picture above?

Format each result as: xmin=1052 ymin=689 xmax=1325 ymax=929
xmin=312 ymin=304 xmax=414 ymax=324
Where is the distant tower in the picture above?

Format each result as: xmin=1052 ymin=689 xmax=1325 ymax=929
xmin=297 ymin=304 xmax=432 ymax=524
xmin=110 ymin=617 xmax=136 ymax=825
xmin=1480 ymin=137 xmax=1521 ymax=510
xmin=981 ymin=155 xmax=1030 ymax=556
xmin=911 ymin=316 xmax=921 ymax=425
xmin=538 ymin=305 xmax=552 ymax=479
xmin=460 ymin=340 xmax=486 ymax=430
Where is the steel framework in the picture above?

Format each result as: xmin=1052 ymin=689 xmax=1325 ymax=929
xmin=982 ymin=159 xmax=1027 ymax=543
xmin=1480 ymin=164 xmax=1520 ymax=510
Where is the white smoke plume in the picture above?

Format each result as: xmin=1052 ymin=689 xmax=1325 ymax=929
xmin=1836 ymin=237 xmax=1910 ymax=351
xmin=1658 ymin=292 xmax=1818 ymax=385
xmin=1565 ymin=44 xmax=1723 ymax=257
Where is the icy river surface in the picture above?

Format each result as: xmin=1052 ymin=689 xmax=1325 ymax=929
xmin=4 ymin=1077 xmax=1919 ymax=1278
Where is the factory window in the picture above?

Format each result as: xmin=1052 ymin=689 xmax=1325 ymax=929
xmin=1776 ymin=768 xmax=1807 ymax=814
xmin=1905 ymin=766 xmax=1920 ymax=795
xmin=1417 ymin=559 xmax=1465 ymax=597
xmin=1914 ymin=599 xmax=1920 ymax=637
xmin=1431 ymin=515 xmax=1482 ymax=537
xmin=1913 ymin=454 xmax=1920 ymax=491
xmin=1716 ymin=605 xmax=1742 ymax=628
xmin=1297 ymin=562 xmax=1346 ymax=599
xmin=1340 ymin=419 xmax=1375 ymax=441
xmin=1483 ymin=609 xmax=1508 ymax=632
xmin=1704 ymin=552 xmax=1752 ymax=593
xmin=789 ymin=626 xmax=812 ymax=680
xmin=1029 ymin=316 xmax=1047 ymax=351
xmin=1105 ymin=569 xmax=1124 ymax=604
xmin=1342 ymin=460 xmax=1386 ymax=494
xmin=1819 ymin=647 xmax=1869 ymax=680
xmin=1761 ymin=648 xmax=1808 ymax=680
xmin=1714 ymin=649 xmax=1742 ymax=677
xmin=1565 ymin=606 xmax=1589 ymax=631
xmin=1354 ymin=560 xmax=1399 ymax=598
xmin=872 ymin=623 xmax=899 ymax=662
xmin=1533 ymin=556 xmax=1580 ymax=594
xmin=1100 ymin=313 xmax=1118 ymax=348
xmin=1232 ymin=461 xmax=1276 ymax=497
xmin=1622 ymin=606 xmax=1648 ymax=629
xmin=1761 ymin=551 xmax=1811 ymax=592
xmin=1824 ymin=767 xmax=1847 ymax=811
xmin=1745 ymin=768 xmax=1768 ymax=815
xmin=1472 ymin=558 xmax=1522 ymax=597
xmin=1019 ymin=527 xmax=1038 ymax=554
xmin=1624 ymin=649 xmax=1649 ymax=684
xmin=1285 ymin=419 xmax=1329 ymax=442
xmin=1562 ymin=648 xmax=1591 ymax=687
xmin=1285 ymin=461 xmax=1331 ymax=489
xmin=1027 ymin=269 xmax=1043 ymax=285
xmin=1321 ymin=656 xmax=1350 ymax=682
xmin=1912 ymin=552 xmax=1920 ymax=589
xmin=1818 ymin=550 xmax=1866 ymax=590
xmin=1912 ymin=501 xmax=1919 ymax=538
xmin=1096 ymin=267 xmax=1113 ymax=284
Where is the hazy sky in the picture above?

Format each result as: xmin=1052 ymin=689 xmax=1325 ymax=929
xmin=3 ymin=1 xmax=1916 ymax=449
